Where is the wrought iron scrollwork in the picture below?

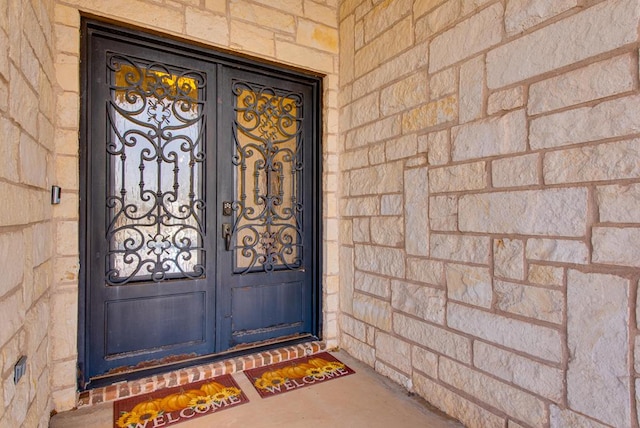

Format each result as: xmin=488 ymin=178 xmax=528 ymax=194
xmin=105 ymin=53 xmax=207 ymax=285
xmin=231 ymin=81 xmax=304 ymax=273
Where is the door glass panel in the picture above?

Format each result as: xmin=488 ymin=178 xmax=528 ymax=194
xmin=106 ymin=54 xmax=207 ymax=284
xmin=232 ymin=81 xmax=303 ymax=273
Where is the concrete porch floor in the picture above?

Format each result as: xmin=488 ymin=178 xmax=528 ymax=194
xmin=50 ymin=351 xmax=463 ymax=427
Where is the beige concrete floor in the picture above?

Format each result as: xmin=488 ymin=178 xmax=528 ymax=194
xmin=50 ymin=351 xmax=463 ymax=428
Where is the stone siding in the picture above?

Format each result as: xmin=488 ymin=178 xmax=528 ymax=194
xmin=339 ymin=0 xmax=640 ymax=427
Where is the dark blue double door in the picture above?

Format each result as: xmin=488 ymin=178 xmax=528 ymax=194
xmin=80 ymin=21 xmax=320 ymax=386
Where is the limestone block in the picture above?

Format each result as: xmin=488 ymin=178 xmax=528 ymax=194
xmin=487 ymin=0 xmax=639 ymax=88
xmin=230 ymin=1 xmax=295 ymax=34
xmin=0 ymin=76 xmax=8 ymax=113
xmin=495 ymin=280 xmax=563 ymax=324
xmin=341 ymin=332 xmax=376 ymax=366
xmin=350 ymin=161 xmax=403 ymax=196
xmin=9 ymin=65 xmax=38 ymax=138
xmin=406 ymin=257 xmax=443 ymax=285
xmin=0 ymin=290 xmax=24 ymax=349
xmin=527 ymin=263 xmax=563 ymax=287
xmin=415 ymin=0 xmax=460 ymax=42
xmin=431 ymin=233 xmax=489 ymax=264
xmin=368 ymin=143 xmax=386 ymax=165
xmin=592 ymin=227 xmax=640 ymax=268
xmin=439 ymin=358 xmax=547 ymax=425
xmin=402 ymin=95 xmax=457 ymax=132
xmin=413 ymin=0 xmax=449 ymax=20
xmin=363 ymin=0 xmax=412 ymax=43
xmin=230 ymin=21 xmax=274 ymax=57
xmin=453 ymin=110 xmax=527 ymax=161
xmin=597 ymin=184 xmax=640 ymax=223
xmin=350 ymin=92 xmax=379 ymax=128
xmin=549 ymin=406 xmax=610 ymax=428
xmin=339 ymin=14 xmax=355 ymax=84
xmin=386 ymin=135 xmax=417 ymax=160
xmin=429 ymin=3 xmax=503 ymax=73
xmin=475 ymin=341 xmax=563 ymax=401
xmin=352 ymin=43 xmax=429 ymax=99
xmin=354 ymin=16 xmax=413 ymax=77
xmin=459 ymin=188 xmax=587 ymax=237
xmin=381 ymin=72 xmax=428 ymax=116
xmin=447 ymin=302 xmax=562 ymax=362
xmin=492 ymin=153 xmax=538 ymax=188
xmin=493 ymin=238 xmax=524 ymax=280
xmin=345 ymin=116 xmax=401 ymax=149
xmin=339 ymin=246 xmax=354 ymax=314
xmin=370 ymin=216 xmax=403 ymax=247
xmin=422 ymin=130 xmax=450 ymax=166
xmin=303 ymin=1 xmax=337 ymax=27
xmin=391 ymin=280 xmax=445 ymax=324
xmin=18 ymin=134 xmax=47 ymax=188
xmin=381 ymin=194 xmax=403 ymax=216
xmin=297 ymin=19 xmax=338 ymax=53
xmin=355 ymin=271 xmax=390 ymax=299
xmin=352 ymin=218 xmax=370 ymax=243
xmin=413 ymin=373 xmax=506 ymax=428
xmin=529 ymin=54 xmax=634 ymax=115
xmin=325 ymin=241 xmax=340 ymax=276
xmin=544 ymin=139 xmax=640 ymax=184
xmin=394 ymin=313 xmax=471 ymax=363
xmin=527 ymin=239 xmax=587 ymax=265
xmin=487 ymin=86 xmax=524 ymax=115
xmin=375 ymin=332 xmax=411 ymax=373
xmin=429 ymin=67 xmax=456 ymax=99
xmin=375 ymin=360 xmax=412 ymax=390
xmin=204 ymin=0 xmax=226 ymax=14
xmin=341 ymin=196 xmax=378 ymax=216
xmin=445 ymin=264 xmax=492 ymax=308
xmin=0 ymin=231 xmax=24 ymax=297
xmin=353 ymin=292 xmax=392 ymax=331
xmin=459 ymin=55 xmax=484 ymax=124
xmin=55 ymin=91 xmax=78 ymax=129
xmin=429 ymin=161 xmax=486 ymax=193
xmin=404 ymin=167 xmax=429 ymax=256
xmin=354 ymin=244 xmax=405 ymax=277
xmin=54 ymin=23 xmax=78 ymax=55
xmin=340 ymin=314 xmax=366 ymax=342
xmin=185 ymin=9 xmax=231 ymax=46
xmin=429 ymin=195 xmax=457 ymax=231
xmin=567 ymin=270 xmax=630 ymax=427
xmin=275 ymin=40 xmax=334 ymax=74
xmin=505 ymin=0 xmax=577 ymax=35
xmin=412 ymin=346 xmax=438 ymax=378
xmin=341 ymin=148 xmax=369 ymax=171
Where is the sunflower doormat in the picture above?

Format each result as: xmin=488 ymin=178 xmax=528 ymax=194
xmin=244 ymin=352 xmax=355 ymax=398
xmin=113 ymin=373 xmax=249 ymax=428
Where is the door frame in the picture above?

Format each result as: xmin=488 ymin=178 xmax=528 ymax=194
xmin=78 ymin=18 xmax=324 ymax=389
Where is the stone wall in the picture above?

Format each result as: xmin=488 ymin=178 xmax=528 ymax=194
xmin=338 ymin=0 xmax=640 ymax=426
xmin=49 ymin=0 xmax=340 ymax=412
xmin=0 ymin=0 xmax=56 ymax=426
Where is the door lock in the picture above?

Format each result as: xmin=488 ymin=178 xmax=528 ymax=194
xmin=222 ymin=201 xmax=233 ymax=216
xmin=222 ymin=224 xmax=232 ymax=251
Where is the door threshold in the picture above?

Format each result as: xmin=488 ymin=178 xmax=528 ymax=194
xmin=77 ymin=340 xmax=326 ymax=408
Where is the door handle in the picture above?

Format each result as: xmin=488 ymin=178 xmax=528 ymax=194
xmin=222 ymin=224 xmax=232 ymax=251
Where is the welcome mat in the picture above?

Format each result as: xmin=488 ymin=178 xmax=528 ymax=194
xmin=113 ymin=373 xmax=249 ymax=428
xmin=244 ymin=352 xmax=355 ymax=398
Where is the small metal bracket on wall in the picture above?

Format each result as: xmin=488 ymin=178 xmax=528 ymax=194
xmin=51 ymin=186 xmax=61 ymax=204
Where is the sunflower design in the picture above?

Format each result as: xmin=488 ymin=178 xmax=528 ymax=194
xmin=326 ymin=362 xmax=345 ymax=371
xmin=254 ymin=370 xmax=287 ymax=390
xmin=116 ymin=411 xmax=134 ymax=428
xmin=189 ymin=395 xmax=213 ymax=411
xmin=117 ymin=409 xmax=161 ymax=427
xmin=305 ymin=367 xmax=325 ymax=378
xmin=222 ymin=386 xmax=241 ymax=398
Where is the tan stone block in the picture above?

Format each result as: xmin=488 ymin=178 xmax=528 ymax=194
xmin=230 ymin=20 xmax=274 ymax=58
xmin=251 ymin=0 xmax=303 ymax=15
xmin=54 ymin=256 xmax=79 ymax=284
xmin=363 ymin=0 xmax=411 ymax=43
xmin=350 ymin=161 xmax=403 ymax=196
xmin=447 ymin=302 xmax=563 ymax=362
xmin=487 ymin=86 xmax=524 ymax=115
xmin=50 ymin=291 xmax=77 ymax=360
xmin=495 ymin=280 xmax=563 ymax=324
xmin=431 ymin=234 xmax=489 ymax=264
xmin=375 ymin=360 xmax=411 ymax=389
xmin=56 ymin=221 xmax=78 ymax=256
xmin=527 ymin=263 xmax=563 ymax=287
xmin=341 ymin=196 xmax=378 ymax=216
xmin=391 ymin=280 xmax=445 ymax=324
xmin=54 ymin=128 xmax=78 ymax=156
xmin=339 ymin=15 xmax=355 ymax=84
xmin=413 ymin=373 xmax=506 ymax=428
xmin=205 ymin=0 xmax=226 ymax=14
xmin=597 ymin=183 xmax=640 ymax=223
xmin=230 ymin=1 xmax=295 ymax=34
xmin=592 ymin=227 xmax=640 ymax=268
xmin=459 ymin=55 xmax=484 ymax=123
xmin=341 ymin=314 xmax=367 ymax=342
xmin=492 ymin=153 xmax=538 ymax=188
xmin=394 ymin=313 xmax=472 ymax=363
xmin=19 ymin=133 xmax=47 ymax=188
xmin=341 ymin=332 xmax=375 ymax=366
xmin=297 ymin=19 xmax=338 ymax=53
xmin=460 ymin=0 xmax=494 ymax=15
xmin=352 ymin=43 xmax=428 ymax=99
xmin=339 ymin=246 xmax=354 ymax=313
xmin=0 ymin=183 xmax=44 ymax=227
xmin=0 ymin=116 xmax=19 ymax=181
xmin=353 ymin=292 xmax=392 ymax=331
xmin=493 ymin=238 xmax=524 ymax=280
xmin=505 ymin=0 xmax=577 ymax=35
xmin=354 ymin=16 xmax=413 ymax=77
xmin=487 ymin=0 xmax=639 ymax=88
xmin=415 ymin=0 xmax=460 ymax=42
xmin=0 ymin=290 xmax=25 ymax=349
xmin=375 ymin=332 xmax=411 ymax=373
xmin=429 ymin=161 xmax=486 ymax=193
xmin=352 ymin=217 xmax=370 ymax=243
xmin=368 ymin=142 xmax=386 ymax=165
xmin=452 ymin=110 xmax=527 ymax=161
xmin=526 ymin=238 xmax=588 ymax=264
xmin=51 ymin=387 xmax=77 ymax=413
xmin=406 ymin=257 xmax=443 ymax=285
xmin=544 ymin=139 xmax=640 ymax=184
xmin=54 ymin=24 xmax=78 ymax=55
xmin=404 ymin=167 xmax=429 ymax=256
xmin=429 ymin=3 xmax=503 ymax=73
xmin=354 ymin=244 xmax=404 ymax=277
xmin=445 ymin=263 xmax=491 ymax=308
xmin=304 ymin=1 xmax=337 ymax=27
xmin=380 ymin=71 xmax=428 ymax=116
xmin=459 ymin=188 xmax=587 ymax=237
xmin=55 ymin=91 xmax=78 ymax=129
xmin=429 ymin=195 xmax=457 ymax=231
xmin=275 ymin=40 xmax=334 ymax=73
xmin=429 ymin=67 xmax=456 ymax=99
xmin=370 ymin=216 xmax=403 ymax=246
xmin=567 ymin=270 xmax=630 ymax=426
xmin=440 ymin=358 xmax=547 ymax=425
xmin=0 ymin=76 xmax=8 ymax=112
xmin=413 ymin=0 xmax=449 ymax=19
xmin=350 ymin=92 xmax=379 ymax=128
xmin=474 ymin=341 xmax=563 ymax=401
xmin=420 ymin=130 xmax=449 ymax=166
xmin=0 ymin=231 xmax=24 ymax=297
xmin=339 ymin=0 xmax=360 ymax=20
xmin=402 ymin=95 xmax=457 ymax=132
xmin=549 ymin=406 xmax=611 ymax=428
xmin=186 ymin=7 xmax=229 ymax=45
xmin=529 ymin=54 xmax=634 ymax=115
xmin=355 ymin=271 xmax=389 ymax=298
xmin=380 ymin=194 xmax=403 ymax=216
xmin=9 ymin=65 xmax=38 ymax=138
xmin=411 ymin=346 xmax=438 ymax=378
